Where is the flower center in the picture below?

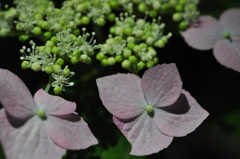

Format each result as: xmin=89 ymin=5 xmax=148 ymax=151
xmin=37 ymin=109 xmax=46 ymax=120
xmin=223 ymin=32 xmax=232 ymax=42
xmin=145 ymin=105 xmax=154 ymax=113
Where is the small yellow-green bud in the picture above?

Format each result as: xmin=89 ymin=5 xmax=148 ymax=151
xmin=21 ymin=61 xmax=29 ymax=70
xmin=55 ymin=58 xmax=64 ymax=66
xmin=70 ymin=56 xmax=79 ymax=64
xmin=73 ymin=29 xmax=80 ymax=36
xmin=81 ymin=16 xmax=90 ymax=25
xmin=149 ymin=10 xmax=157 ymax=18
xmin=107 ymin=57 xmax=116 ymax=65
xmin=127 ymin=36 xmax=135 ymax=43
xmin=0 ymin=28 xmax=9 ymax=36
xmin=109 ymin=0 xmax=118 ymax=8
xmin=101 ymin=59 xmax=108 ymax=66
xmin=110 ymin=26 xmax=115 ymax=34
xmin=53 ymin=23 xmax=63 ymax=32
xmin=129 ymin=55 xmax=138 ymax=63
xmin=123 ymin=49 xmax=132 ymax=58
xmin=97 ymin=17 xmax=106 ymax=26
xmin=133 ymin=45 xmax=142 ymax=53
xmin=107 ymin=13 xmax=115 ymax=22
xmin=154 ymin=39 xmax=165 ymax=48
xmin=138 ymin=3 xmax=147 ymax=12
xmin=44 ymin=65 xmax=54 ymax=74
xmin=69 ymin=21 xmax=77 ymax=29
xmin=162 ymin=4 xmax=170 ymax=12
xmin=179 ymin=21 xmax=189 ymax=30
xmin=45 ymin=40 xmax=54 ymax=48
xmin=31 ymin=62 xmax=41 ymax=72
xmin=59 ymin=18 xmax=67 ymax=25
xmin=153 ymin=57 xmax=159 ymax=64
xmin=173 ymin=13 xmax=182 ymax=22
xmin=123 ymin=27 xmax=133 ymax=36
xmin=54 ymin=86 xmax=62 ymax=95
xmin=51 ymin=47 xmax=60 ymax=55
xmin=96 ymin=52 xmax=106 ymax=61
xmin=146 ymin=61 xmax=154 ymax=68
xmin=86 ymin=57 xmax=92 ymax=64
xmin=134 ymin=30 xmax=144 ymax=38
xmin=145 ymin=105 xmax=154 ymax=113
xmin=175 ymin=4 xmax=183 ymax=12
xmin=115 ymin=55 xmax=123 ymax=62
xmin=44 ymin=32 xmax=52 ymax=39
xmin=37 ymin=109 xmax=46 ymax=119
xmin=50 ymin=36 xmax=58 ymax=44
xmin=19 ymin=35 xmax=29 ymax=42
xmin=32 ymin=26 xmax=42 ymax=35
xmin=41 ymin=21 xmax=50 ymax=30
xmin=63 ymin=68 xmax=71 ymax=76
xmin=127 ymin=42 xmax=136 ymax=50
xmin=137 ymin=61 xmax=145 ymax=71
xmin=80 ymin=54 xmax=88 ymax=63
xmin=122 ymin=60 xmax=131 ymax=69
xmin=53 ymin=64 xmax=61 ymax=73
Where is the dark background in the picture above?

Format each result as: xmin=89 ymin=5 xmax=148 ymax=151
xmin=1 ymin=0 xmax=240 ymax=159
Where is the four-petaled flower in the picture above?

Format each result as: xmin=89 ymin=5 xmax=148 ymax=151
xmin=181 ymin=8 xmax=240 ymax=72
xmin=0 ymin=69 xmax=98 ymax=159
xmin=96 ymin=63 xmax=209 ymax=156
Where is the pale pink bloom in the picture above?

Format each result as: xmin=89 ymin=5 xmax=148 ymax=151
xmin=96 ymin=63 xmax=209 ymax=156
xmin=181 ymin=8 xmax=240 ymax=72
xmin=0 ymin=69 xmax=98 ymax=159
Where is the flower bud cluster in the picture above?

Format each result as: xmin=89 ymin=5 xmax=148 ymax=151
xmin=97 ymin=12 xmax=171 ymax=74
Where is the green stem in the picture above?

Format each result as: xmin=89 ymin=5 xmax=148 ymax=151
xmin=44 ymin=75 xmax=53 ymax=93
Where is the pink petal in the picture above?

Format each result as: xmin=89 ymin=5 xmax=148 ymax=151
xmin=96 ymin=74 xmax=147 ymax=120
xmin=45 ymin=114 xmax=98 ymax=150
xmin=34 ymin=89 xmax=76 ymax=115
xmin=219 ymin=8 xmax=240 ymax=39
xmin=0 ymin=109 xmax=66 ymax=159
xmin=153 ymin=90 xmax=209 ymax=137
xmin=180 ymin=16 xmax=224 ymax=50
xmin=113 ymin=112 xmax=173 ymax=156
xmin=213 ymin=40 xmax=240 ymax=72
xmin=0 ymin=69 xmax=37 ymax=121
xmin=141 ymin=64 xmax=182 ymax=107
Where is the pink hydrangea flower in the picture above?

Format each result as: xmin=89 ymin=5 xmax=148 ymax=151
xmin=0 ymin=69 xmax=98 ymax=159
xmin=96 ymin=63 xmax=209 ymax=156
xmin=181 ymin=8 xmax=240 ymax=72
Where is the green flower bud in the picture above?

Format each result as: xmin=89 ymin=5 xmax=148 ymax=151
xmin=127 ymin=42 xmax=135 ymax=50
xmin=175 ymin=4 xmax=183 ymax=12
xmin=110 ymin=26 xmax=115 ymax=34
xmin=109 ymin=0 xmax=118 ymax=8
xmin=127 ymin=36 xmax=135 ymax=43
xmin=72 ymin=50 xmax=80 ymax=57
xmin=31 ymin=62 xmax=41 ymax=72
xmin=129 ymin=55 xmax=137 ymax=63
xmin=133 ymin=45 xmax=142 ymax=53
xmin=85 ymin=57 xmax=92 ymax=64
xmin=45 ymin=40 xmax=54 ymax=48
xmin=69 ymin=21 xmax=77 ymax=29
xmin=34 ymin=13 xmax=43 ymax=20
xmin=32 ymin=26 xmax=42 ymax=35
xmin=138 ymin=3 xmax=147 ymax=12
xmin=53 ymin=64 xmax=61 ymax=73
xmin=146 ymin=61 xmax=154 ymax=68
xmin=146 ymin=105 xmax=154 ymax=113
xmin=134 ymin=30 xmax=144 ymax=37
xmin=162 ymin=4 xmax=170 ymax=12
xmin=0 ymin=28 xmax=9 ymax=36
xmin=153 ymin=57 xmax=159 ymax=64
xmin=179 ymin=0 xmax=187 ymax=6
xmin=107 ymin=13 xmax=115 ymax=22
xmin=123 ymin=27 xmax=133 ymax=36
xmin=140 ymin=43 xmax=148 ymax=49
xmin=80 ymin=54 xmax=88 ymax=63
xmin=73 ymin=29 xmax=80 ymax=36
xmin=21 ymin=61 xmax=29 ymax=70
xmin=122 ymin=60 xmax=131 ymax=69
xmin=137 ymin=61 xmax=145 ymax=71
xmin=50 ymin=36 xmax=58 ymax=44
xmin=55 ymin=58 xmax=64 ymax=66
xmin=107 ymin=57 xmax=116 ymax=65
xmin=172 ymin=13 xmax=182 ymax=22
xmin=41 ymin=21 xmax=50 ymax=30
xmin=59 ymin=18 xmax=67 ymax=25
xmin=51 ymin=47 xmax=59 ymax=55
xmin=70 ymin=56 xmax=79 ymax=64
xmin=115 ymin=55 xmax=123 ymax=62
xmin=97 ymin=17 xmax=106 ymax=26
xmin=96 ymin=52 xmax=106 ymax=61
xmin=149 ymin=10 xmax=157 ymax=18
xmin=53 ymin=23 xmax=63 ymax=32
xmin=154 ymin=39 xmax=165 ymax=48
xmin=81 ymin=16 xmax=90 ymax=25
xmin=153 ymin=1 xmax=161 ymax=10
xmin=44 ymin=32 xmax=52 ymax=39
xmin=146 ymin=37 xmax=155 ymax=46
xmin=63 ymin=68 xmax=71 ymax=76
xmin=19 ymin=35 xmax=29 ymax=42
xmin=101 ymin=59 xmax=108 ymax=66
xmin=123 ymin=49 xmax=132 ymax=58
xmin=179 ymin=21 xmax=189 ymax=30
xmin=44 ymin=65 xmax=54 ymax=74
xmin=76 ymin=4 xmax=87 ymax=13
xmin=38 ymin=46 xmax=45 ymax=52
xmin=115 ymin=27 xmax=123 ymax=35
xmin=54 ymin=86 xmax=62 ymax=95
xmin=45 ymin=47 xmax=52 ymax=53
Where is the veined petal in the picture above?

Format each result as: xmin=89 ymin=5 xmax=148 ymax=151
xmin=181 ymin=16 xmax=224 ymax=50
xmin=0 ymin=109 xmax=65 ymax=159
xmin=220 ymin=8 xmax=240 ymax=39
xmin=34 ymin=89 xmax=76 ymax=115
xmin=0 ymin=69 xmax=37 ymax=121
xmin=45 ymin=114 xmax=98 ymax=150
xmin=154 ymin=90 xmax=209 ymax=137
xmin=113 ymin=112 xmax=173 ymax=156
xmin=213 ymin=40 xmax=240 ymax=72
xmin=141 ymin=64 xmax=182 ymax=107
xmin=96 ymin=74 xmax=147 ymax=120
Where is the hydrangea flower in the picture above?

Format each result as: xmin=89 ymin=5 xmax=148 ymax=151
xmin=0 ymin=69 xmax=98 ymax=159
xmin=181 ymin=8 xmax=240 ymax=72
xmin=96 ymin=63 xmax=208 ymax=156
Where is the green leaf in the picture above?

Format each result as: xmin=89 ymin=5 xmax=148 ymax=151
xmin=101 ymin=136 xmax=146 ymax=159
